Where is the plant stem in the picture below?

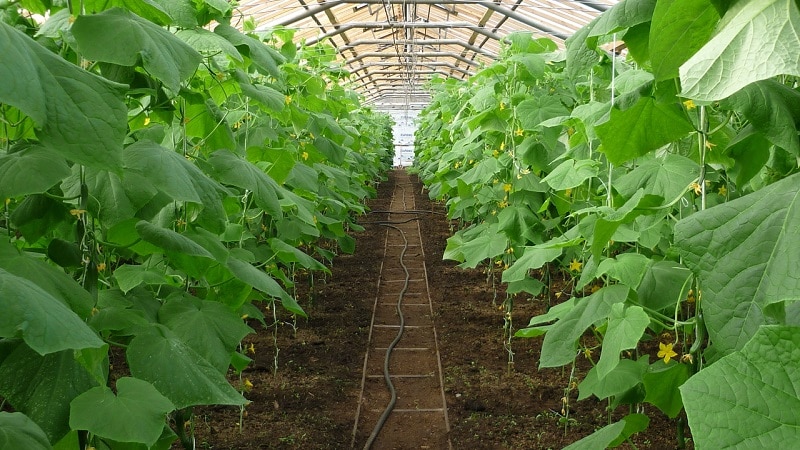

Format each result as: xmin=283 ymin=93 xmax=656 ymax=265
xmin=677 ymin=415 xmax=687 ymax=449
xmin=698 ymin=105 xmax=708 ymax=211
xmin=173 ymin=408 xmax=194 ymax=450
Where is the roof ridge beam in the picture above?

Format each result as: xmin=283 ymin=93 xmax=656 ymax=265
xmin=339 ymin=39 xmax=496 ymax=58
xmin=303 ymin=22 xmax=502 ymax=46
xmin=346 ymin=51 xmax=480 ymax=66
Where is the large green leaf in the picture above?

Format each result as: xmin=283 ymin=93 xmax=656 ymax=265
xmin=8 ymin=194 xmax=73 ymax=243
xmin=135 ymin=221 xmax=216 ymax=260
xmin=720 ymin=80 xmax=800 ymax=156
xmin=614 ymin=153 xmax=699 ymax=201
xmin=83 ymin=0 xmax=173 ymax=25
xmin=540 ymin=285 xmax=630 ymax=368
xmin=208 ymin=149 xmax=283 ymax=217
xmin=0 ymin=342 xmax=98 ymax=442
xmin=457 ymin=158 xmax=499 ymax=186
xmin=225 ymin=257 xmax=301 ymax=316
xmin=159 ymin=294 xmax=253 ymax=373
xmin=649 ymin=0 xmax=720 ymax=81
xmin=587 ymin=0 xmax=656 ymax=40
xmin=597 ymin=96 xmax=695 ymax=165
xmin=182 ymin=96 xmax=236 ymax=152
xmin=124 ymin=140 xmax=228 ymax=230
xmin=445 ymin=223 xmax=508 ymax=269
xmin=675 ymin=172 xmax=800 ymax=355
xmin=594 ymin=253 xmax=652 ymax=289
xmin=680 ymin=325 xmax=800 ymax=447
xmin=72 ymin=8 xmax=202 ymax=92
xmin=69 ymin=377 xmax=174 ymax=447
xmin=0 ymin=241 xmax=93 ymax=319
xmin=637 ymin=261 xmax=693 ymax=311
xmin=596 ymin=304 xmax=650 ymax=379
xmin=0 ymin=412 xmax=52 ymax=450
xmin=112 ymin=264 xmax=182 ymax=294
xmin=563 ymin=419 xmax=622 ymax=450
xmin=62 ymin=167 xmax=158 ymax=228
xmin=542 ymin=159 xmax=600 ymax=190
xmin=0 ymin=145 xmax=70 ymax=198
xmin=127 ymin=327 xmax=247 ymax=409
xmin=680 ymin=0 xmax=800 ymax=101
xmin=176 ymin=29 xmax=242 ymax=61
xmin=725 ymin=126 xmax=771 ymax=187
xmin=565 ymin=17 xmax=601 ymax=80
xmin=643 ymin=361 xmax=690 ymax=418
xmin=501 ymin=246 xmax=562 ymax=284
xmin=579 ymin=357 xmax=649 ymax=401
xmin=0 ymin=22 xmax=126 ymax=171
xmin=268 ymin=238 xmax=328 ymax=272
xmin=564 ymin=414 xmax=649 ymax=449
xmin=313 ymin=137 xmax=347 ymax=165
xmin=149 ymin=0 xmax=198 ymax=28
xmin=516 ymin=97 xmax=570 ymax=130
xmin=0 ymin=269 xmax=104 ymax=354
xmin=237 ymin=79 xmax=285 ymax=113
xmin=497 ymin=205 xmax=539 ymax=244
xmin=214 ymin=24 xmax=285 ymax=78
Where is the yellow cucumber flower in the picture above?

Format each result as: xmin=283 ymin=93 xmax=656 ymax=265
xmin=657 ymin=342 xmax=678 ymax=364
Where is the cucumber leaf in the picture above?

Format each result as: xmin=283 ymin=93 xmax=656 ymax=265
xmin=69 ymin=377 xmax=174 ymax=447
xmin=0 ymin=412 xmax=51 ymax=450
xmin=675 ymin=172 xmax=800 ymax=356
xmin=72 ymin=8 xmax=202 ymax=92
xmin=0 ymin=23 xmax=126 ymax=171
xmin=680 ymin=326 xmax=800 ymax=447
xmin=680 ymin=0 xmax=800 ymax=101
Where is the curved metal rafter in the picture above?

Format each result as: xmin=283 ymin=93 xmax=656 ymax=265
xmin=236 ymin=0 xmax=618 ymax=107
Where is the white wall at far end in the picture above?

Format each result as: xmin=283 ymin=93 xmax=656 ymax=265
xmin=381 ymin=109 xmax=420 ymax=167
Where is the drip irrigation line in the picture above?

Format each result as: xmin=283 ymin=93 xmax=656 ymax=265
xmin=362 ymin=179 xmax=416 ymax=449
xmin=361 ymin=217 xmax=421 ymax=225
xmin=363 ymin=222 xmax=411 ymax=449
xmin=368 ymin=209 xmax=447 ymax=215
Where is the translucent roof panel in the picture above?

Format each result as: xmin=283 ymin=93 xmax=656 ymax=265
xmin=236 ymin=0 xmax=619 ymax=108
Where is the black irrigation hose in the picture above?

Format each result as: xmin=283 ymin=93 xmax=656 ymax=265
xmin=362 ymin=222 xmax=411 ymax=450
xmin=368 ymin=209 xmax=447 ymax=216
xmin=362 ymin=180 xmax=418 ymax=449
xmin=361 ymin=217 xmax=421 ymax=225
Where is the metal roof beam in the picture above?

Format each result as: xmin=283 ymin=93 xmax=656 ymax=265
xmin=363 ymin=89 xmax=431 ymax=99
xmin=479 ymin=2 xmax=569 ymax=40
xmin=354 ymin=73 xmax=457 ymax=86
xmin=360 ymin=90 xmax=433 ymax=99
xmin=346 ymin=51 xmax=481 ymax=66
xmin=303 ymin=22 xmax=502 ymax=46
xmin=339 ymin=39 xmax=496 ymax=58
xmin=349 ymin=62 xmax=472 ymax=76
xmin=575 ymin=0 xmax=610 ymax=12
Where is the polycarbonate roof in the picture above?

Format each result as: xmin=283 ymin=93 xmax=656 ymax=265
xmin=236 ymin=0 xmax=618 ymax=107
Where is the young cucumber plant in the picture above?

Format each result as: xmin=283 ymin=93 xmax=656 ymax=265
xmin=0 ymin=3 xmax=392 ymax=449
xmin=414 ymin=0 xmax=800 ymax=447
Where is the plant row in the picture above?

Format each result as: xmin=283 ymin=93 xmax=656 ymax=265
xmin=0 ymin=2 xmax=392 ymax=448
xmin=413 ymin=0 xmax=800 ymax=447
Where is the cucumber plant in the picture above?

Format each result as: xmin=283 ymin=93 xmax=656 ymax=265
xmin=414 ymin=0 xmax=800 ymax=447
xmin=0 ymin=2 xmax=392 ymax=448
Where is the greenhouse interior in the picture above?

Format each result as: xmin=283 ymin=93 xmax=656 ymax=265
xmin=2 ymin=0 xmax=799 ymax=449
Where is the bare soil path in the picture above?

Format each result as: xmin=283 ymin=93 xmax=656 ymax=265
xmin=353 ymin=170 xmax=451 ymax=449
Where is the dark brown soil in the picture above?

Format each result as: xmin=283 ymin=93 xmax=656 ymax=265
xmin=188 ymin=170 xmax=694 ymax=449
